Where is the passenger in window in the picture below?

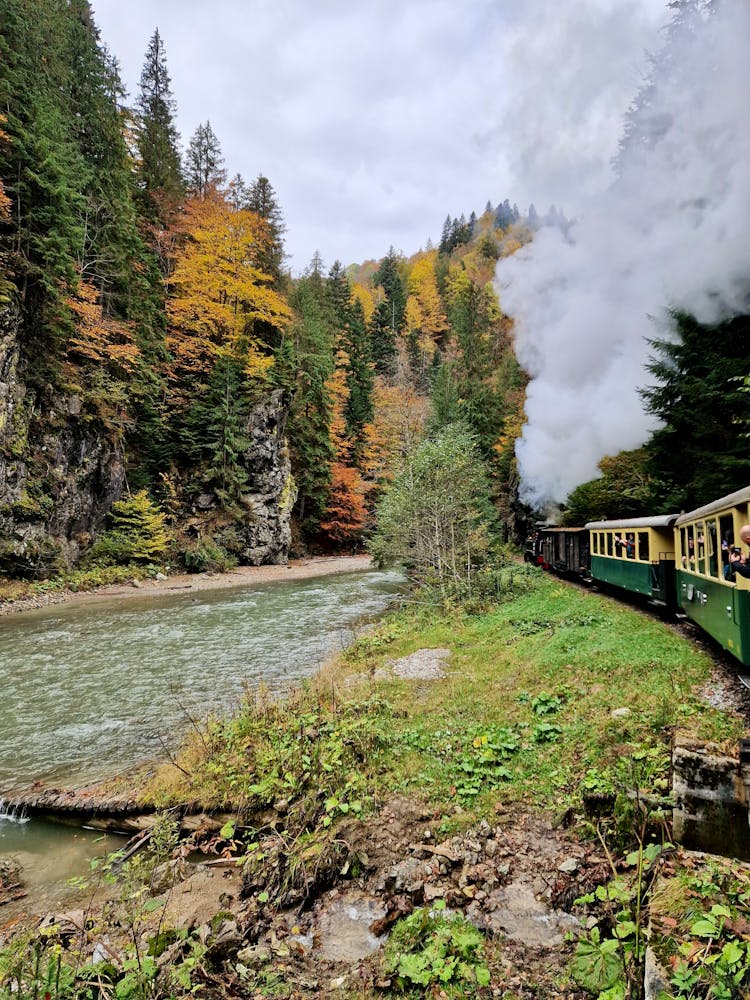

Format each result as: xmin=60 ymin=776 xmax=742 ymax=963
xmin=625 ymin=534 xmax=635 ymax=559
xmin=614 ymin=533 xmax=625 ymax=556
xmin=727 ymin=527 xmax=750 ymax=579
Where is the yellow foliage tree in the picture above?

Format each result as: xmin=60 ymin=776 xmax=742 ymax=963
xmin=403 ymin=250 xmax=449 ymax=354
xmin=361 ymin=374 xmax=427 ymax=485
xmin=352 ymin=282 xmax=375 ymax=325
xmin=167 ymin=192 xmax=291 ymax=386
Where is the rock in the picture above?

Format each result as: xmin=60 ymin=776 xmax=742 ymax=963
xmin=644 ymin=945 xmax=671 ymax=999
xmin=155 ymin=571 xmax=167 ymax=581
xmin=557 ymin=858 xmax=579 ymax=874
xmin=610 ymin=707 xmax=631 ymax=718
xmin=484 ymin=879 xmax=581 ymax=947
xmin=313 ymin=893 xmax=387 ymax=963
xmin=196 ymin=493 xmax=215 ymax=510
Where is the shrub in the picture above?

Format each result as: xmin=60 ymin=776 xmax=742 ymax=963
xmin=88 ymin=490 xmax=170 ymax=566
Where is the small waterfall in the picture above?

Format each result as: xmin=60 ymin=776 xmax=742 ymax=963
xmin=0 ymin=797 xmax=29 ymax=824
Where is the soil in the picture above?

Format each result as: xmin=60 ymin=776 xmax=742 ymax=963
xmin=0 ymin=555 xmax=375 ymax=617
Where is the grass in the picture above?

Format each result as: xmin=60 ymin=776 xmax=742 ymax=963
xmin=143 ymin=568 xmax=741 ymax=825
xmin=0 ymin=563 xmax=163 ymax=602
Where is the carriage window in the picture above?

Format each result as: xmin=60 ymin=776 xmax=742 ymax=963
xmin=638 ymin=532 xmax=649 ymax=561
xmin=606 ymin=533 xmax=613 ymax=556
xmin=707 ymin=519 xmax=719 ymax=578
xmin=599 ymin=532 xmax=605 ymax=554
xmin=685 ymin=525 xmax=696 ymax=569
xmin=719 ymin=514 xmax=734 ymax=580
xmin=626 ymin=532 xmax=635 ymax=559
xmin=696 ymin=522 xmax=706 ymax=574
xmin=592 ymin=534 xmax=598 ymax=554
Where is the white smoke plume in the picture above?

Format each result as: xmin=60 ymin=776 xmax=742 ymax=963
xmin=496 ymin=0 xmax=750 ymax=509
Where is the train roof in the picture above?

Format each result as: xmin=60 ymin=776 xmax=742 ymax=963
xmin=584 ymin=515 xmax=678 ymax=530
xmin=536 ymin=526 xmax=588 ymax=533
xmin=676 ymin=485 xmax=750 ymax=525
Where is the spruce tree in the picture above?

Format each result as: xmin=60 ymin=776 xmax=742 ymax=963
xmin=370 ymin=247 xmax=405 ymax=373
xmin=642 ymin=310 xmax=750 ymax=510
xmin=327 ymin=262 xmax=374 ymax=459
xmin=184 ymin=121 xmax=226 ymax=197
xmin=135 ymin=29 xmax=183 ymax=212
xmin=246 ymin=174 xmax=286 ymax=284
xmin=286 ymin=270 xmax=336 ymax=533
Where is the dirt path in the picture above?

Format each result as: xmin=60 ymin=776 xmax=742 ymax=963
xmin=0 ymin=555 xmax=375 ymax=617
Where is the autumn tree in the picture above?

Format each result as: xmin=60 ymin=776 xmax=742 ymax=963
xmin=167 ymin=192 xmax=290 ymax=386
xmin=319 ymin=362 xmax=368 ymax=545
xmin=167 ymin=192 xmax=291 ymax=504
xmin=403 ymin=250 xmax=449 ymax=387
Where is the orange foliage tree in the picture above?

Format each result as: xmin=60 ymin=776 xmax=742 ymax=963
xmin=319 ymin=356 xmax=368 ymax=544
xmin=63 ymin=275 xmax=141 ymax=435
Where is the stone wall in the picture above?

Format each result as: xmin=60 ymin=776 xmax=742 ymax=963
xmin=672 ymin=733 xmax=750 ymax=860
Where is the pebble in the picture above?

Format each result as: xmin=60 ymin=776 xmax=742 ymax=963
xmin=557 ymin=857 xmax=579 ymax=874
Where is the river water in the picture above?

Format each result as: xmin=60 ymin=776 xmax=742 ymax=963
xmin=0 ymin=568 xmax=402 ymax=917
xmin=0 ymin=568 xmax=403 ymax=794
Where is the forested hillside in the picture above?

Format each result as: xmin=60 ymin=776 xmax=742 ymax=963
xmin=0 ymin=0 xmax=542 ymax=581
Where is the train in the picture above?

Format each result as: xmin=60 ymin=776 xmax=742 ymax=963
xmin=524 ymin=485 xmax=750 ymax=666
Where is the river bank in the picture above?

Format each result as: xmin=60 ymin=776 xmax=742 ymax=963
xmin=0 ymin=554 xmax=374 ymax=617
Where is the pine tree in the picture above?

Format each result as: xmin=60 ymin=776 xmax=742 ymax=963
xmin=370 ymin=247 xmax=405 ymax=373
xmin=642 ymin=310 xmax=750 ymax=510
xmin=184 ymin=121 xmax=226 ymax=197
xmin=135 ymin=29 xmax=183 ymax=212
xmin=246 ymin=174 xmax=286 ymax=283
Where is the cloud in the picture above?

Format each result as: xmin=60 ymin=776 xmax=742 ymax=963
xmin=497 ymin=0 xmax=750 ymax=508
xmin=92 ymin=0 xmax=665 ymax=270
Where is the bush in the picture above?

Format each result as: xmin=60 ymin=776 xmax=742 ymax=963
xmin=178 ymin=538 xmax=237 ymax=574
xmin=88 ymin=491 xmax=170 ymax=566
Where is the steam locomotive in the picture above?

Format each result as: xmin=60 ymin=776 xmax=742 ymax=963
xmin=525 ymin=485 xmax=750 ymax=666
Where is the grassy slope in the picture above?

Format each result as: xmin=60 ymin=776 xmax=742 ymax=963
xmin=145 ymin=568 xmax=741 ymax=825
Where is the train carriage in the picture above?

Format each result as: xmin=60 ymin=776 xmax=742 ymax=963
xmin=675 ymin=486 xmax=750 ymax=665
xmin=584 ymin=515 xmax=677 ymax=607
xmin=534 ymin=526 xmax=589 ymax=576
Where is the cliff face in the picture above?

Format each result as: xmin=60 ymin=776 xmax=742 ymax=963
xmin=196 ymin=389 xmax=297 ymax=566
xmin=0 ymin=299 xmax=295 ymax=577
xmin=0 ymin=297 xmax=126 ymax=577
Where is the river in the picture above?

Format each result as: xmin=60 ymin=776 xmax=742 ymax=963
xmin=0 ymin=567 xmax=403 ymax=794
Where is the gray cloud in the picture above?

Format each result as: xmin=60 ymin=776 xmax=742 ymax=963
xmin=92 ymin=0 xmax=666 ymax=270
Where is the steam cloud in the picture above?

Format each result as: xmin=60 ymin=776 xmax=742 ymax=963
xmin=496 ymin=0 xmax=750 ymax=509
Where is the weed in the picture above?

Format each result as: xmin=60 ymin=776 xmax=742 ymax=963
xmin=381 ymin=900 xmax=491 ymax=994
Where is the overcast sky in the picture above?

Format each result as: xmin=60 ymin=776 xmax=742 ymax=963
xmin=92 ymin=0 xmax=670 ymax=273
